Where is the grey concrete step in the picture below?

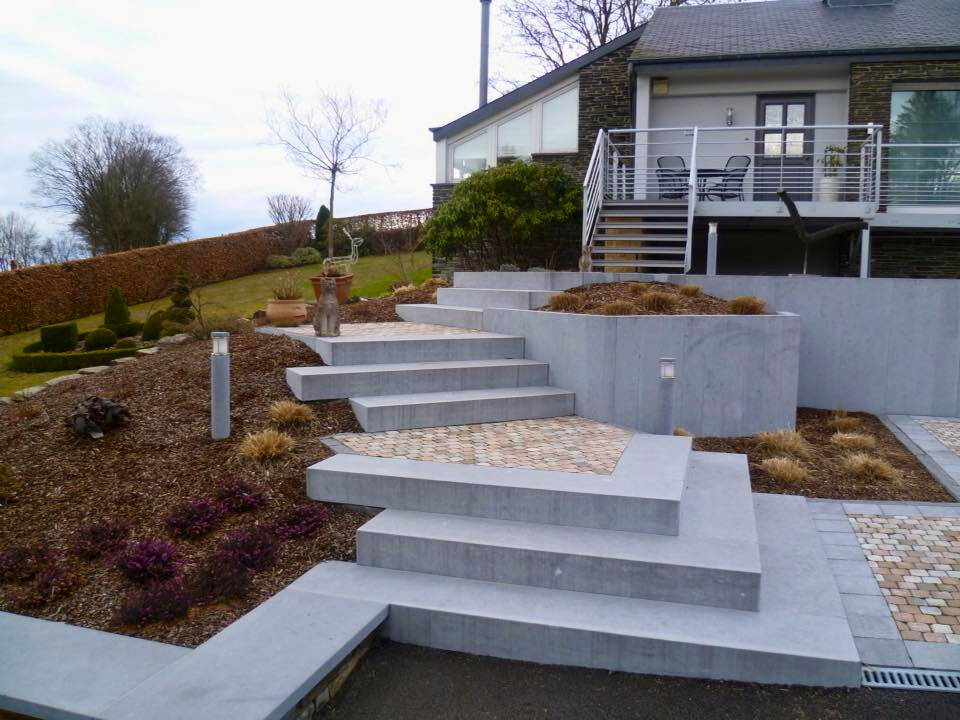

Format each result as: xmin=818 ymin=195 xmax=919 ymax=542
xmin=303 ymin=332 xmax=524 ymax=366
xmin=350 ymin=386 xmax=575 ymax=431
xmin=308 ymin=434 xmax=690 ymax=534
xmin=356 ymin=451 xmax=761 ymax=610
xmin=437 ymin=287 xmax=557 ymax=310
xmin=287 ymin=359 xmax=549 ymax=401
xmin=396 ymin=303 xmax=484 ymax=329
xmin=293 ymin=493 xmax=860 ymax=686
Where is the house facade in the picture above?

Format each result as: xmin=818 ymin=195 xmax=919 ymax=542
xmin=430 ymin=0 xmax=960 ymax=278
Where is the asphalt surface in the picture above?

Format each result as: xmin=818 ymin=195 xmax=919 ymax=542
xmin=322 ymin=641 xmax=959 ymax=720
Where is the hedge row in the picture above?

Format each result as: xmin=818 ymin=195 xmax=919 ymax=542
xmin=11 ymin=344 xmax=140 ymax=372
xmin=0 ymin=225 xmax=300 ymax=335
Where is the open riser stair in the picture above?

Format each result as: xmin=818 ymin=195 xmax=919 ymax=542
xmin=589 ymin=200 xmax=691 ymax=272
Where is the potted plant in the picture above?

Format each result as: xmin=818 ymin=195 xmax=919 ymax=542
xmin=265 ymin=273 xmax=307 ymax=326
xmin=818 ymin=145 xmax=845 ymax=202
xmin=311 ymin=264 xmax=353 ymax=305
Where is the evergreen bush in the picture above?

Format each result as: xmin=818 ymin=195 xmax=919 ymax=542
xmin=83 ymin=327 xmax=117 ymax=351
xmin=40 ymin=322 xmax=79 ymax=352
xmin=103 ymin=285 xmax=131 ymax=326
xmin=141 ymin=310 xmax=165 ymax=341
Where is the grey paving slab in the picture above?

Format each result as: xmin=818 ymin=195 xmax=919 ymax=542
xmin=834 ymin=575 xmax=883 ymax=596
xmin=842 ymin=503 xmax=883 ymax=515
xmin=855 ymin=637 xmax=913 ymax=667
xmin=903 ymin=641 xmax=960 ymax=671
xmin=815 ymin=519 xmax=855 ymax=533
xmin=878 ymin=504 xmax=922 ymax=516
xmin=846 ymin=613 xmax=901 ymax=641
xmin=829 ymin=559 xmax=875 ymax=578
xmin=824 ymin=544 xmax=868 ymax=560
xmin=0 ymin=611 xmax=188 ymax=720
xmin=882 ymin=415 xmax=960 ymax=501
xmin=101 ymin=590 xmax=387 ymax=720
xmin=819 ymin=532 xmax=861 ymax=547
xmin=841 ymin=594 xmax=892 ymax=617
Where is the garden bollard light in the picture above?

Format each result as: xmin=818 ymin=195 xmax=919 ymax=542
xmin=211 ymin=332 xmax=230 ymax=440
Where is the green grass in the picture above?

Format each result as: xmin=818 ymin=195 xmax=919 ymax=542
xmin=0 ymin=252 xmax=431 ymax=397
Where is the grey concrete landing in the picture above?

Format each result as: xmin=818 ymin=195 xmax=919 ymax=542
xmin=309 ymin=434 xmax=691 ymax=534
xmin=883 ymin=415 xmax=960 ymax=500
xmin=356 ymin=451 xmax=760 ymax=610
xmin=0 ymin=611 xmax=189 ymax=720
xmin=437 ymin=287 xmax=557 ymax=310
xmin=350 ymin=386 xmax=575 ymax=432
xmin=396 ymin=304 xmax=484 ymax=330
xmin=286 ymin=359 xmax=549 ymax=401
xmin=293 ymin=494 xmax=859 ymax=687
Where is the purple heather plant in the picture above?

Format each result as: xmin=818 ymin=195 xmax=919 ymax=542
xmin=117 ymin=538 xmax=181 ymax=583
xmin=213 ymin=525 xmax=278 ymax=572
xmin=68 ymin=519 xmax=130 ymax=559
xmin=272 ymin=503 xmax=328 ymax=540
xmin=165 ymin=499 xmax=225 ymax=538
xmin=12 ymin=564 xmax=83 ymax=610
xmin=215 ymin=478 xmax=267 ymax=513
xmin=115 ymin=578 xmax=189 ymax=626
xmin=184 ymin=558 xmax=252 ymax=605
xmin=0 ymin=545 xmax=55 ymax=583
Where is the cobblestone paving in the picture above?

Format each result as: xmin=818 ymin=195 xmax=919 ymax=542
xmin=917 ymin=419 xmax=960 ymax=456
xmin=335 ymin=417 xmax=632 ymax=475
xmin=284 ymin=322 xmax=476 ymax=337
xmin=849 ymin=514 xmax=960 ymax=644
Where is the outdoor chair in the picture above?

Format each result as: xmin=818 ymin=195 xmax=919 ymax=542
xmin=704 ymin=155 xmax=751 ymax=201
xmin=656 ymin=156 xmax=688 ymax=200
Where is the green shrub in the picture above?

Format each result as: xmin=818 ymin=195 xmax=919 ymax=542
xmin=265 ymin=254 xmax=296 ymax=269
xmin=115 ymin=337 xmax=137 ymax=349
xmin=141 ymin=310 xmax=165 ymax=341
xmin=421 ymin=162 xmax=581 ymax=270
xmin=104 ymin=285 xmax=131 ymax=326
xmin=291 ymin=246 xmax=323 ymax=265
xmin=103 ymin=321 xmax=142 ymax=338
xmin=313 ymin=205 xmax=331 ymax=252
xmin=11 ymin=347 xmax=138 ymax=372
xmin=84 ymin=327 xmax=117 ymax=351
xmin=40 ymin=322 xmax=79 ymax=352
xmin=165 ymin=268 xmax=196 ymax=325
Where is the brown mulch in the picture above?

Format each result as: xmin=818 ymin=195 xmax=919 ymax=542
xmin=339 ymin=285 xmax=441 ymax=324
xmin=540 ymin=282 xmax=747 ymax=315
xmin=0 ymin=332 xmax=366 ymax=648
xmin=693 ymin=408 xmax=953 ymax=502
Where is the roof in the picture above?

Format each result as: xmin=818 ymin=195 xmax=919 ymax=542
xmin=630 ymin=0 xmax=960 ymax=64
xmin=431 ymin=24 xmax=645 ymax=141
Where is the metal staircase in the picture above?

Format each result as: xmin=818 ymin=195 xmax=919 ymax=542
xmin=591 ymin=199 xmax=691 ymax=271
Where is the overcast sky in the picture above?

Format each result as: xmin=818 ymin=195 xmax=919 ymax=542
xmin=1 ymin=0 xmax=526 ymax=240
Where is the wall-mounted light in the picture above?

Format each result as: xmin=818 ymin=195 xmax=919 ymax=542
xmin=652 ymin=77 xmax=669 ymax=96
xmin=660 ymin=358 xmax=677 ymax=380
xmin=725 ymin=107 xmax=735 ymax=126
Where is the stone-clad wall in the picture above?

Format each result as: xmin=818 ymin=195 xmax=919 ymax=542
xmin=849 ymin=59 xmax=960 ymax=128
xmin=872 ymin=234 xmax=960 ymax=279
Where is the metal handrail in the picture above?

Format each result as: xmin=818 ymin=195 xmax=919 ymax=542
xmin=582 ymin=129 xmax=605 ymax=248
xmin=685 ymin=128 xmax=698 ymax=273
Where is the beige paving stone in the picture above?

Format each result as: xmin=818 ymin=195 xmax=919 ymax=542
xmin=918 ymin=419 xmax=960 ymax=456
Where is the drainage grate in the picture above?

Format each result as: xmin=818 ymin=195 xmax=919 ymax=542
xmin=863 ymin=666 xmax=960 ymax=693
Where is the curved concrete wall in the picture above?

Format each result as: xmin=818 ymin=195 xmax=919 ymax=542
xmin=482 ymin=308 xmax=800 ymax=437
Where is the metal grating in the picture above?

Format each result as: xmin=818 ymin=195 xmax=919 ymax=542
xmin=863 ymin=666 xmax=960 ymax=693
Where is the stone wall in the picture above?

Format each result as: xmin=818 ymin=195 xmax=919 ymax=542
xmin=848 ymin=59 xmax=960 ymax=128
xmin=871 ymin=233 xmax=960 ymax=279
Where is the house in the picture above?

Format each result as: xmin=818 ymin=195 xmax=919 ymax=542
xmin=430 ymin=0 xmax=960 ymax=277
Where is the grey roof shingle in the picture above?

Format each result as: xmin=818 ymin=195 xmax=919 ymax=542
xmin=630 ymin=0 xmax=960 ymax=63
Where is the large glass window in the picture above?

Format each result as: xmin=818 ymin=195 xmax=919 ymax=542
xmin=889 ymin=86 xmax=960 ymax=205
xmin=497 ymin=111 xmax=532 ymax=163
xmin=452 ymin=132 xmax=488 ymax=181
xmin=541 ymin=87 xmax=578 ymax=151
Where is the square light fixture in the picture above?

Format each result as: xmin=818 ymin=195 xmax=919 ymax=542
xmin=211 ymin=332 xmax=229 ymax=356
xmin=651 ymin=77 xmax=669 ymax=96
xmin=659 ymin=358 xmax=677 ymax=380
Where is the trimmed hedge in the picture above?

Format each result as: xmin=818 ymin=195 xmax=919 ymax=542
xmin=11 ymin=344 xmax=140 ymax=372
xmin=40 ymin=322 xmax=79 ymax=352
xmin=0 ymin=224 xmax=299 ymax=335
xmin=103 ymin=321 xmax=142 ymax=338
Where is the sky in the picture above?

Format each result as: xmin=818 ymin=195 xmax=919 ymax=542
xmin=0 ymin=0 xmax=527 ymax=241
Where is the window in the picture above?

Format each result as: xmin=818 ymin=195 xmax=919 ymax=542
xmin=498 ymin=111 xmax=532 ymax=163
xmin=452 ymin=132 xmax=488 ymax=181
xmin=541 ymin=86 xmax=578 ymax=151
xmin=889 ymin=86 xmax=960 ymax=204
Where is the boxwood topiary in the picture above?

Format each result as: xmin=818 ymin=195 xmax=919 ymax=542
xmin=115 ymin=337 xmax=137 ymax=349
xmin=10 ymin=347 xmax=138 ymax=372
xmin=104 ymin=285 xmax=131 ymax=326
xmin=103 ymin=321 xmax=142 ymax=338
xmin=84 ymin=327 xmax=117 ymax=351
xmin=141 ymin=310 xmax=165 ymax=341
xmin=40 ymin=322 xmax=79 ymax=353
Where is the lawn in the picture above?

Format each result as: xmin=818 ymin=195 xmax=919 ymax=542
xmin=0 ymin=252 xmax=431 ymax=397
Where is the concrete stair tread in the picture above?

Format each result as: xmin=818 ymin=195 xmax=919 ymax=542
xmin=298 ymin=331 xmax=524 ymax=366
xmin=396 ymin=304 xmax=484 ymax=330
xmin=291 ymin=358 xmax=548 ymax=376
xmin=351 ymin=386 xmax=572 ymax=408
xmin=437 ymin=288 xmax=557 ymax=310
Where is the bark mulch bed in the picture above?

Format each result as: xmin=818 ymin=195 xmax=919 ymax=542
xmin=0 ymin=332 xmax=365 ymax=647
xmin=339 ymin=284 xmax=442 ymax=324
xmin=693 ymin=408 xmax=953 ymax=502
xmin=539 ymin=281 xmax=752 ymax=315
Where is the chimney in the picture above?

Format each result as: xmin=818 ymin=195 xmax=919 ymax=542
xmin=479 ymin=0 xmax=492 ymax=107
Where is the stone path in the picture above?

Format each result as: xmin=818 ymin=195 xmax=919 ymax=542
xmin=809 ymin=498 xmax=960 ymax=670
xmin=283 ymin=322 xmax=477 ymax=338
xmin=332 ymin=417 xmax=632 ymax=475
xmin=883 ymin=415 xmax=960 ymax=500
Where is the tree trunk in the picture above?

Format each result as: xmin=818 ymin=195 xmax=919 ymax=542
xmin=326 ymin=169 xmax=337 ymax=259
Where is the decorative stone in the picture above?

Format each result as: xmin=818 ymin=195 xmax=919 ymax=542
xmin=156 ymin=333 xmax=191 ymax=346
xmin=111 ymin=357 xmax=138 ymax=365
xmin=45 ymin=374 xmax=85 ymax=387
xmin=14 ymin=385 xmax=45 ymax=399
xmin=0 ymin=396 xmax=13 ymax=405
xmin=137 ymin=346 xmax=160 ymax=355
xmin=314 ymin=278 xmax=340 ymax=337
xmin=77 ymin=365 xmax=111 ymax=375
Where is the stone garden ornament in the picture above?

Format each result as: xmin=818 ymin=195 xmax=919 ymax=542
xmin=314 ymin=277 xmax=340 ymax=337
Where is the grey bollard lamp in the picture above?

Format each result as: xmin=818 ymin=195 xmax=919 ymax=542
xmin=211 ymin=332 xmax=230 ymax=440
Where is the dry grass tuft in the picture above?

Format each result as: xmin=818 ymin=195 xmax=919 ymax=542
xmin=756 ymin=429 xmax=811 ymax=458
xmin=639 ymin=292 xmax=677 ymax=312
xmin=842 ymin=453 xmax=900 ymax=484
xmin=727 ymin=295 xmax=766 ymax=315
xmin=672 ymin=426 xmax=694 ymax=437
xmin=392 ymin=284 xmax=419 ymax=296
xmin=420 ymin=277 xmax=450 ymax=291
xmin=829 ymin=409 xmax=862 ymax=433
xmin=627 ymin=283 xmax=648 ymax=296
xmin=238 ymin=429 xmax=295 ymax=461
xmin=599 ymin=300 xmax=639 ymax=316
xmin=761 ymin=456 xmax=809 ymax=484
xmin=679 ymin=284 xmax=702 ymax=297
xmin=547 ymin=292 xmax=583 ymax=312
xmin=830 ymin=432 xmax=877 ymax=451
xmin=268 ymin=400 xmax=314 ymax=425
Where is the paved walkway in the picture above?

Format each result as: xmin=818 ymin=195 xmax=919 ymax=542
xmin=883 ymin=415 xmax=960 ymax=500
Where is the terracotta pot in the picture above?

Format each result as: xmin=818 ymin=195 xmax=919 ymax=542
xmin=265 ymin=298 xmax=307 ymax=327
xmin=311 ymin=274 xmax=353 ymax=305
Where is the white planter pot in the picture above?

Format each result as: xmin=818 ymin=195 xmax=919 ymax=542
xmin=819 ymin=176 xmax=840 ymax=202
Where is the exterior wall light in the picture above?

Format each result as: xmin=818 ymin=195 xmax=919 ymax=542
xmin=660 ymin=358 xmax=677 ymax=380
xmin=210 ymin=332 xmax=230 ymax=440
xmin=725 ymin=107 xmax=735 ymax=126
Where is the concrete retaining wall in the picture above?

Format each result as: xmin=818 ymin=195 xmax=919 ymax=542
xmin=460 ymin=272 xmax=960 ymax=419
xmin=482 ymin=308 xmax=800 ymax=437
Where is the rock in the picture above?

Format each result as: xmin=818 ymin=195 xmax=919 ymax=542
xmin=157 ymin=333 xmax=191 ymax=346
xmin=137 ymin=346 xmax=160 ymax=355
xmin=14 ymin=385 xmax=46 ymax=399
xmin=45 ymin=374 xmax=85 ymax=387
xmin=0 ymin=397 xmax=14 ymax=405
xmin=111 ymin=356 xmax=138 ymax=365
xmin=77 ymin=365 xmax=111 ymax=375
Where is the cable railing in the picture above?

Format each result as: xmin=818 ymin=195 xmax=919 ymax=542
xmin=582 ymin=130 xmax=605 ymax=248
xmin=879 ymin=143 xmax=960 ymax=206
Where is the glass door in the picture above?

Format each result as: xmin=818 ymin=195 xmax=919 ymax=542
xmin=755 ymin=95 xmax=815 ymax=201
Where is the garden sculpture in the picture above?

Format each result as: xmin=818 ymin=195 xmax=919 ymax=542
xmin=777 ymin=189 xmax=867 ymax=274
xmin=323 ymin=229 xmax=364 ymax=275
xmin=314 ymin=277 xmax=340 ymax=337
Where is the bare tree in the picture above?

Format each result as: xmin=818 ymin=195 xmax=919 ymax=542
xmin=29 ymin=117 xmax=200 ymax=255
xmin=267 ymin=91 xmax=387 ymax=258
xmin=502 ymin=0 xmax=743 ymax=76
xmin=266 ymin=194 xmax=313 ymax=246
xmin=37 ymin=232 xmax=87 ymax=265
xmin=0 ymin=211 xmax=40 ymax=269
